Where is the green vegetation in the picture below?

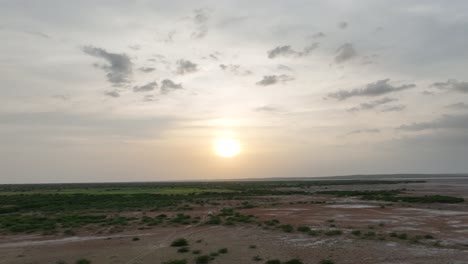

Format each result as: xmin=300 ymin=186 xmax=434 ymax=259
xmin=163 ymin=259 xmax=187 ymax=264
xmin=319 ymin=260 xmax=335 ymax=264
xmin=253 ymin=256 xmax=263 ymax=261
xmin=351 ymin=230 xmax=361 ymax=236
xmin=177 ymin=247 xmax=190 ymax=253
xmin=195 ymin=255 xmax=211 ymax=264
xmin=171 ymin=238 xmax=189 ymax=247
xmin=265 ymin=260 xmax=281 ymax=264
xmin=324 ymin=230 xmax=343 ymax=236
xmin=279 ymin=224 xmax=294 ymax=232
xmin=75 ymin=259 xmax=91 ymax=264
xmin=297 ymin=226 xmax=311 ymax=232
xmin=218 ymin=248 xmax=228 ymax=254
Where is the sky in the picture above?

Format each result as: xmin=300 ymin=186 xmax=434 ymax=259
xmin=1 ymin=0 xmax=468 ymax=183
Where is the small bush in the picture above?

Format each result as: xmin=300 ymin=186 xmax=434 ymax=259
xmin=297 ymin=226 xmax=311 ymax=232
xmin=308 ymin=230 xmax=320 ymax=236
xmin=218 ymin=248 xmax=228 ymax=254
xmin=195 ymin=255 xmax=210 ymax=264
xmin=163 ymin=260 xmax=187 ymax=264
xmin=424 ymin=234 xmax=434 ymax=239
xmin=325 ymin=230 xmax=342 ymax=236
xmin=192 ymin=250 xmax=201 ymax=254
xmin=319 ymin=260 xmax=335 ymax=264
xmin=351 ymin=230 xmax=361 ymax=236
xmin=132 ymin=237 xmax=140 ymax=241
xmin=177 ymin=247 xmax=190 ymax=253
xmin=265 ymin=260 xmax=281 ymax=264
xmin=75 ymin=259 xmax=91 ymax=264
xmin=171 ymin=238 xmax=188 ymax=247
xmin=397 ymin=233 xmax=408 ymax=240
xmin=252 ymin=255 xmax=263 ymax=261
xmin=284 ymin=259 xmax=304 ymax=264
xmin=249 ymin=245 xmax=257 ymax=249
xmin=279 ymin=224 xmax=294 ymax=232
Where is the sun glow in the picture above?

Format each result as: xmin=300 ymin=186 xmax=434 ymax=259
xmin=214 ymin=137 xmax=241 ymax=158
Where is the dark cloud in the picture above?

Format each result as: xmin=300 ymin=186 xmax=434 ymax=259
xmin=104 ymin=90 xmax=120 ymax=98
xmin=431 ymin=79 xmax=468 ymax=93
xmin=277 ymin=64 xmax=293 ymax=71
xmin=133 ymin=81 xmax=157 ymax=92
xmin=398 ymin=114 xmax=468 ymax=131
xmin=267 ymin=43 xmax=319 ymax=59
xmin=338 ymin=21 xmax=348 ymax=29
xmin=161 ymin=79 xmax=183 ymax=94
xmin=256 ymin=75 xmax=294 ymax=86
xmin=445 ymin=102 xmax=468 ymax=110
xmin=335 ymin=43 xmax=357 ymax=63
xmin=348 ymin=97 xmax=397 ymax=112
xmin=219 ymin=64 xmax=252 ymax=76
xmin=346 ymin=128 xmax=380 ymax=135
xmin=82 ymin=46 xmax=132 ymax=86
xmin=191 ymin=9 xmax=210 ymax=39
xmin=139 ymin=67 xmax=155 ymax=73
xmin=328 ymin=79 xmax=416 ymax=100
xmin=176 ymin=59 xmax=198 ymax=74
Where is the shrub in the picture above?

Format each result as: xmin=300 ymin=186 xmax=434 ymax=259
xmin=280 ymin=224 xmax=294 ymax=232
xmin=192 ymin=250 xmax=201 ymax=254
xmin=297 ymin=226 xmax=311 ymax=232
xmin=218 ymin=248 xmax=228 ymax=254
xmin=195 ymin=255 xmax=210 ymax=264
xmin=284 ymin=259 xmax=304 ymax=264
xmin=252 ymin=255 xmax=263 ymax=261
xmin=163 ymin=260 xmax=187 ymax=264
xmin=171 ymin=238 xmax=188 ymax=247
xmin=325 ymin=230 xmax=342 ymax=236
xmin=351 ymin=230 xmax=361 ymax=236
xmin=319 ymin=260 xmax=335 ymax=264
xmin=75 ymin=259 xmax=91 ymax=264
xmin=265 ymin=260 xmax=281 ymax=264
xmin=308 ymin=230 xmax=320 ymax=236
xmin=364 ymin=231 xmax=376 ymax=237
xmin=132 ymin=237 xmax=140 ymax=241
xmin=424 ymin=234 xmax=434 ymax=239
xmin=177 ymin=247 xmax=190 ymax=253
xmin=397 ymin=233 xmax=408 ymax=240
xmin=249 ymin=245 xmax=257 ymax=249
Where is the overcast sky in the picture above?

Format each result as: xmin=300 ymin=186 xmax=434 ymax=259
xmin=1 ymin=0 xmax=468 ymax=183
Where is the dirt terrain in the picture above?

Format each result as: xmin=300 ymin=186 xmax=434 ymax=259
xmin=1 ymin=178 xmax=468 ymax=264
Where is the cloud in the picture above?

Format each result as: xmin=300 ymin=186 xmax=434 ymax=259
xmin=176 ymin=59 xmax=198 ymax=74
xmin=219 ymin=64 xmax=252 ymax=76
xmin=310 ymin=32 xmax=326 ymax=39
xmin=133 ymin=81 xmax=158 ymax=92
xmin=256 ymin=75 xmax=294 ymax=86
xmin=445 ymin=102 xmax=468 ymax=110
xmin=104 ymin=90 xmax=120 ymax=98
xmin=398 ymin=114 xmax=468 ymax=131
xmin=128 ymin=45 xmax=141 ymax=51
xmin=82 ymin=46 xmax=132 ymax=86
xmin=267 ymin=43 xmax=319 ymax=59
xmin=143 ymin=95 xmax=155 ymax=102
xmin=161 ymin=79 xmax=183 ymax=94
xmin=431 ymin=79 xmax=468 ymax=93
xmin=191 ymin=9 xmax=210 ymax=39
xmin=328 ymin=79 xmax=416 ymax=100
xmin=254 ymin=105 xmax=282 ymax=112
xmin=346 ymin=128 xmax=380 ymax=135
xmin=52 ymin=95 xmax=69 ymax=101
xmin=348 ymin=97 xmax=397 ymax=112
xmin=380 ymin=105 xmax=406 ymax=112
xmin=338 ymin=21 xmax=348 ymax=29
xmin=139 ymin=67 xmax=155 ymax=73
xmin=335 ymin=43 xmax=357 ymax=63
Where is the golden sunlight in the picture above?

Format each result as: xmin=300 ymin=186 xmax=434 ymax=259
xmin=214 ymin=137 xmax=241 ymax=158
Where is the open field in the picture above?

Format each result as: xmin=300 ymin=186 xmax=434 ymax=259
xmin=1 ymin=178 xmax=468 ymax=264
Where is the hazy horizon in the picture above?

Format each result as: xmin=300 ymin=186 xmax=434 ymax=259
xmin=2 ymin=1 xmax=468 ymax=184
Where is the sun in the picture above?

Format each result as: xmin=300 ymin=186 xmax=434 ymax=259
xmin=214 ymin=137 xmax=241 ymax=158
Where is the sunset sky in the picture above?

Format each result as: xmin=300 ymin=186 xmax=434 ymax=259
xmin=1 ymin=0 xmax=468 ymax=183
